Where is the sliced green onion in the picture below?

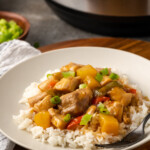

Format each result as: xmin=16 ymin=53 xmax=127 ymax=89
xmin=79 ymin=83 xmax=87 ymax=89
xmin=98 ymin=102 xmax=105 ymax=108
xmin=100 ymin=68 xmax=109 ymax=76
xmin=0 ymin=19 xmax=23 ymax=43
xmin=62 ymin=71 xmax=75 ymax=78
xmin=64 ymin=114 xmax=71 ymax=122
xmin=80 ymin=114 xmax=92 ymax=125
xmin=95 ymin=73 xmax=103 ymax=82
xmin=50 ymin=96 xmax=61 ymax=104
xmin=98 ymin=102 xmax=109 ymax=114
xmin=33 ymin=42 xmax=40 ymax=48
xmin=100 ymin=108 xmax=109 ymax=114
xmin=109 ymin=73 xmax=119 ymax=80
xmin=47 ymin=74 xmax=52 ymax=78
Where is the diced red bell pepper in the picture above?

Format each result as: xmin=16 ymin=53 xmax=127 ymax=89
xmin=67 ymin=115 xmax=83 ymax=130
xmin=129 ymin=88 xmax=136 ymax=94
xmin=92 ymin=96 xmax=110 ymax=105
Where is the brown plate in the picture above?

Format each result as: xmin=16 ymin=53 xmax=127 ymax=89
xmin=0 ymin=11 xmax=30 ymax=40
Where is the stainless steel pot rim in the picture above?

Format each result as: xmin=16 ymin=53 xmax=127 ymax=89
xmin=53 ymin=0 xmax=150 ymax=17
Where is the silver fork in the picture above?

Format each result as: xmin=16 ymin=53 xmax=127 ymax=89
xmin=95 ymin=113 xmax=150 ymax=148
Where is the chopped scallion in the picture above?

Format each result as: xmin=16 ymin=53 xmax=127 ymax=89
xmin=79 ymin=84 xmax=87 ymax=89
xmin=33 ymin=42 xmax=40 ymax=48
xmin=50 ymin=96 xmax=61 ymax=104
xmin=64 ymin=114 xmax=71 ymax=122
xmin=98 ymin=102 xmax=109 ymax=114
xmin=109 ymin=73 xmax=119 ymax=80
xmin=80 ymin=114 xmax=92 ymax=125
xmin=95 ymin=73 xmax=103 ymax=82
xmin=100 ymin=68 xmax=109 ymax=76
xmin=98 ymin=102 xmax=105 ymax=108
xmin=62 ymin=71 xmax=75 ymax=78
xmin=47 ymin=74 xmax=52 ymax=78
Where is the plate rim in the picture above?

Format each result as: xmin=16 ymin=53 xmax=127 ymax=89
xmin=0 ymin=46 xmax=150 ymax=80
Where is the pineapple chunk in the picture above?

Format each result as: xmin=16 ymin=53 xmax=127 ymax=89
xmin=34 ymin=111 xmax=51 ymax=129
xmin=84 ymin=75 xmax=100 ymax=89
xmin=109 ymin=87 xmax=132 ymax=107
xmin=99 ymin=113 xmax=119 ymax=135
xmin=77 ymin=65 xmax=97 ymax=80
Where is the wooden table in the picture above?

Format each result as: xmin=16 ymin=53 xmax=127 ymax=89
xmin=14 ymin=37 xmax=150 ymax=150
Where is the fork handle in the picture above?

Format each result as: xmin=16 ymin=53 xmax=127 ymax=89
xmin=142 ymin=113 xmax=150 ymax=129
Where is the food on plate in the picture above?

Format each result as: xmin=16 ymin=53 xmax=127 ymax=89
xmin=13 ymin=62 xmax=150 ymax=149
xmin=0 ymin=19 xmax=23 ymax=43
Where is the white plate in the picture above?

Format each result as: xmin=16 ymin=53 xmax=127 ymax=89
xmin=0 ymin=47 xmax=150 ymax=150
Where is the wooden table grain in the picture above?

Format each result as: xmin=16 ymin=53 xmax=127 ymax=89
xmin=14 ymin=37 xmax=150 ymax=150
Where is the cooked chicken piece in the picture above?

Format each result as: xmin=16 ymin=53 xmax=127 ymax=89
xmin=47 ymin=89 xmax=55 ymax=97
xmin=51 ymin=115 xmax=68 ymax=129
xmin=38 ymin=77 xmax=58 ymax=92
xmin=54 ymin=77 xmax=81 ymax=92
xmin=48 ymin=108 xmax=60 ymax=116
xmin=123 ymin=113 xmax=131 ymax=124
xmin=109 ymin=87 xmax=132 ymax=107
xmin=86 ymin=105 xmax=97 ymax=115
xmin=60 ymin=88 xmax=93 ymax=116
xmin=122 ymin=107 xmax=131 ymax=124
xmin=100 ymin=76 xmax=112 ymax=86
xmin=53 ymin=72 xmax=63 ymax=80
xmin=48 ymin=108 xmax=67 ymax=129
xmin=104 ymin=101 xmax=123 ymax=122
xmin=84 ymin=75 xmax=100 ymax=89
xmin=89 ymin=113 xmax=100 ymax=132
xmin=61 ymin=62 xmax=82 ymax=72
xmin=28 ymin=92 xmax=47 ymax=107
xmin=33 ymin=95 xmax=54 ymax=112
xmin=130 ymin=95 xmax=139 ymax=106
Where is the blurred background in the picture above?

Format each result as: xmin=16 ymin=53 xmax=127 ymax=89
xmin=0 ymin=0 xmax=150 ymax=46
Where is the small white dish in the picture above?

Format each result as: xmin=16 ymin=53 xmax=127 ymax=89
xmin=0 ymin=47 xmax=150 ymax=150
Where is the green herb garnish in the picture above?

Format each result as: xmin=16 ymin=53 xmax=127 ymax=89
xmin=100 ymin=68 xmax=109 ymax=76
xmin=95 ymin=73 xmax=103 ymax=82
xmin=62 ymin=71 xmax=75 ymax=78
xmin=80 ymin=114 xmax=92 ymax=125
xmin=47 ymin=74 xmax=52 ymax=78
xmin=33 ymin=42 xmax=40 ymax=48
xmin=50 ymin=96 xmax=61 ymax=104
xmin=0 ymin=19 xmax=23 ymax=43
xmin=79 ymin=84 xmax=87 ymax=89
xmin=109 ymin=73 xmax=119 ymax=80
xmin=64 ymin=114 xmax=71 ymax=122
xmin=98 ymin=102 xmax=109 ymax=114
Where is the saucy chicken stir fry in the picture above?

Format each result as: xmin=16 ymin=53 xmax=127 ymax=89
xmin=28 ymin=63 xmax=138 ymax=136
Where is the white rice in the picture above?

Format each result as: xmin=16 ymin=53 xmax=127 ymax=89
xmin=13 ymin=69 xmax=150 ymax=150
